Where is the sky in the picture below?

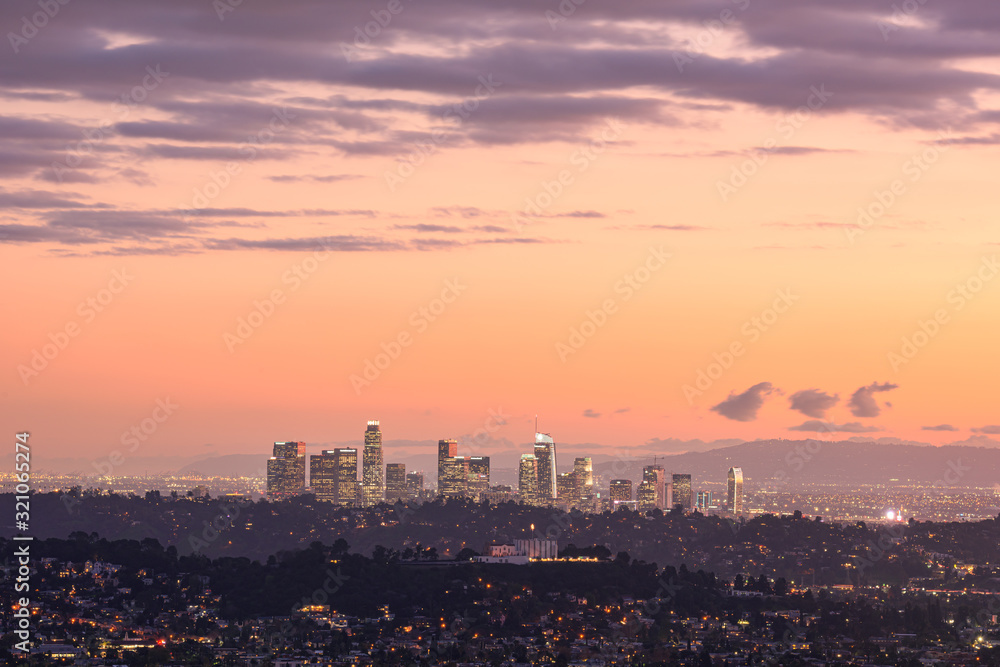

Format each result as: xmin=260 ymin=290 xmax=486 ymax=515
xmin=2 ymin=0 xmax=999 ymax=467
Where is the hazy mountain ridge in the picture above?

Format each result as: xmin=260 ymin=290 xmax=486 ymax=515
xmin=592 ymin=439 xmax=1000 ymax=489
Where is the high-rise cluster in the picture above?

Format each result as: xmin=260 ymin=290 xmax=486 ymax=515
xmin=263 ymin=421 xmax=745 ymax=518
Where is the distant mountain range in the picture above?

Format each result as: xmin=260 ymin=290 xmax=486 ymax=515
xmin=592 ymin=439 xmax=1000 ymax=490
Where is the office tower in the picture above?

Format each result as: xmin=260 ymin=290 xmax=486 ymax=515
xmin=437 ymin=439 xmax=458 ymax=492
xmin=266 ymin=441 xmax=306 ymax=501
xmin=440 ymin=456 xmax=469 ymax=497
xmin=609 ymin=479 xmax=632 ymax=503
xmin=557 ymin=471 xmax=580 ymax=505
xmin=385 ymin=463 xmax=407 ymax=502
xmin=728 ymin=467 xmax=744 ymax=515
xmin=696 ymin=489 xmax=713 ymax=510
xmin=534 ymin=432 xmax=557 ymax=502
xmin=672 ymin=473 xmax=693 ymax=511
xmin=468 ymin=456 xmax=490 ymax=498
xmin=574 ymin=457 xmax=593 ymax=490
xmin=406 ymin=471 xmax=423 ymax=499
xmin=519 ymin=453 xmax=539 ymax=505
xmin=641 ymin=465 xmax=667 ymax=509
xmin=361 ymin=420 xmax=384 ymax=507
xmin=309 ymin=450 xmax=338 ymax=502
xmin=334 ymin=448 xmax=358 ymax=506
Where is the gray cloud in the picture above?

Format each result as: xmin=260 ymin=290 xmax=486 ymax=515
xmin=972 ymin=425 xmax=1000 ymax=434
xmin=848 ymin=382 xmax=898 ymax=418
xmin=582 ymin=409 xmax=601 ymax=419
xmin=711 ymin=381 xmax=775 ymax=422
xmin=922 ymin=424 xmax=959 ymax=432
xmin=789 ymin=389 xmax=839 ymax=418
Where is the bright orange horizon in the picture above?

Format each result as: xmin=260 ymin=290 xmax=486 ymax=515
xmin=2 ymin=0 xmax=999 ymax=464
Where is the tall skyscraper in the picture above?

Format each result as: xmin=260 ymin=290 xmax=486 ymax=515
xmin=534 ymin=432 xmax=557 ymax=502
xmin=334 ymin=448 xmax=358 ymax=506
xmin=557 ymin=471 xmax=580 ymax=505
xmin=574 ymin=457 xmax=593 ymax=490
xmin=266 ymin=441 xmax=306 ymax=501
xmin=385 ymin=463 xmax=407 ymax=502
xmin=437 ymin=439 xmax=458 ymax=492
xmin=642 ymin=465 xmax=667 ymax=509
xmin=468 ymin=456 xmax=490 ymax=498
xmin=609 ymin=479 xmax=632 ymax=503
xmin=361 ymin=421 xmax=384 ymax=507
xmin=518 ymin=453 xmax=539 ymax=505
xmin=309 ymin=450 xmax=338 ymax=502
xmin=440 ymin=456 xmax=469 ymax=497
xmin=406 ymin=471 xmax=424 ymax=499
xmin=728 ymin=467 xmax=744 ymax=515
xmin=672 ymin=473 xmax=693 ymax=511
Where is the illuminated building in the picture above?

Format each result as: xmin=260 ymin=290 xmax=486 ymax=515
xmin=266 ymin=441 xmax=306 ymax=501
xmin=334 ymin=448 xmax=358 ymax=506
xmin=406 ymin=471 xmax=423 ymax=498
xmin=728 ymin=467 xmax=744 ymax=515
xmin=557 ymin=471 xmax=580 ymax=505
xmin=672 ymin=473 xmax=693 ymax=511
xmin=385 ymin=463 xmax=407 ymax=502
xmin=696 ymin=489 xmax=713 ymax=509
xmin=534 ymin=432 xmax=557 ymax=502
xmin=574 ymin=457 xmax=593 ymax=490
xmin=640 ymin=465 xmax=667 ymax=510
xmin=468 ymin=456 xmax=490 ymax=498
xmin=609 ymin=479 xmax=632 ymax=503
xmin=309 ymin=450 xmax=338 ymax=502
xmin=518 ymin=453 xmax=539 ymax=505
xmin=361 ymin=420 xmax=384 ymax=507
xmin=437 ymin=439 xmax=458 ymax=492
xmin=440 ymin=456 xmax=469 ymax=497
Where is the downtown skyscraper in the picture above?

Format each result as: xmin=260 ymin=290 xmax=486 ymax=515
xmin=437 ymin=438 xmax=458 ymax=493
xmin=385 ymin=462 xmax=407 ymax=502
xmin=672 ymin=473 xmax=693 ymax=511
xmin=266 ymin=441 xmax=306 ymax=501
xmin=361 ymin=420 xmax=384 ymax=507
xmin=519 ymin=453 xmax=539 ymax=505
xmin=534 ymin=432 xmax=557 ymax=502
xmin=728 ymin=467 xmax=744 ymax=515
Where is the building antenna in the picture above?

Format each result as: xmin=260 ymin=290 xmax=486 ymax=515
xmin=534 ymin=415 xmax=537 ymax=434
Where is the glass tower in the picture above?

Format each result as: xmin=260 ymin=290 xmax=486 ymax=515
xmin=728 ymin=467 xmax=744 ymax=515
xmin=266 ymin=441 xmax=306 ymax=501
xmin=361 ymin=420 xmax=384 ymax=507
xmin=534 ymin=432 xmax=557 ymax=502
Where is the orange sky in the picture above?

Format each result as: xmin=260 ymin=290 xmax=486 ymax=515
xmin=2 ymin=0 xmax=999 ymax=465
